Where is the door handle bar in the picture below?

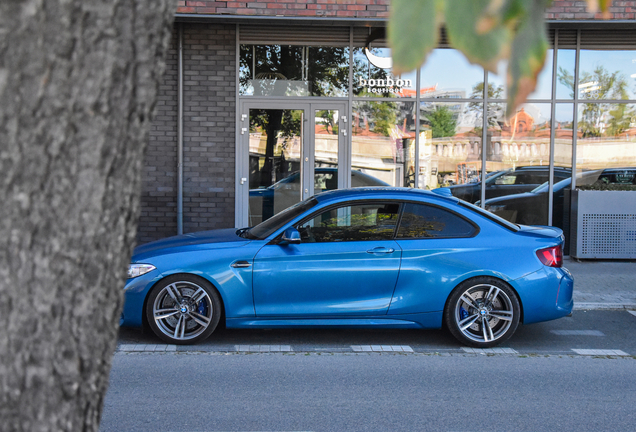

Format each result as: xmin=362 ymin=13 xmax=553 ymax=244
xmin=366 ymin=247 xmax=395 ymax=254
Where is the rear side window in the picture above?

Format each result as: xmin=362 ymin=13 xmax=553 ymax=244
xmin=397 ymin=203 xmax=477 ymax=239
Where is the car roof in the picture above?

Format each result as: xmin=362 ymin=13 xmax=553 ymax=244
xmin=313 ymin=186 xmax=459 ymax=204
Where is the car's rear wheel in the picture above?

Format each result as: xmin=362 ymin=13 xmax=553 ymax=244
xmin=145 ymin=275 xmax=221 ymax=345
xmin=445 ymin=277 xmax=520 ymax=348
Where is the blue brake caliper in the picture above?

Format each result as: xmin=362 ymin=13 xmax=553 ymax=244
xmin=460 ymin=307 xmax=468 ymax=320
xmin=198 ymin=299 xmax=208 ymax=316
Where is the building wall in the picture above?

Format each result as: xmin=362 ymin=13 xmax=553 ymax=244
xmin=176 ymin=0 xmax=636 ymax=20
xmin=140 ymin=24 xmax=236 ymax=243
xmin=182 ymin=24 xmax=236 ymax=235
xmin=140 ymin=32 xmax=179 ymax=244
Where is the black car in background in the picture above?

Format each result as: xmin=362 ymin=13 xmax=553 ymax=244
xmin=482 ymin=168 xmax=636 ymax=227
xmin=443 ymin=166 xmax=572 ymax=203
xmin=249 ymin=168 xmax=389 ymax=225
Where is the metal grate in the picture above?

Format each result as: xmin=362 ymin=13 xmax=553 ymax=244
xmin=580 ymin=214 xmax=636 ymax=257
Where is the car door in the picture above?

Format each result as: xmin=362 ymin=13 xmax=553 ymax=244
xmin=252 ymin=201 xmax=402 ymax=317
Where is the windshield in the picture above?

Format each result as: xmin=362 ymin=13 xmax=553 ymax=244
xmin=246 ymin=198 xmax=318 ymax=240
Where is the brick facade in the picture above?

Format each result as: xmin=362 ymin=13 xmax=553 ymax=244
xmin=140 ymin=32 xmax=179 ymax=244
xmin=141 ymin=24 xmax=236 ymax=243
xmin=176 ymin=1 xmax=636 ymax=20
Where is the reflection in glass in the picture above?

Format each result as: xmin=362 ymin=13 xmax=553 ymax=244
xmin=353 ymin=47 xmax=416 ymax=98
xmin=314 ymin=109 xmax=339 ymax=194
xmin=248 ymin=109 xmax=304 ymax=225
xmin=576 ymin=103 xmax=636 ymax=171
xmin=352 ymin=101 xmax=416 ymax=187
xmin=419 ymin=49 xmax=485 ymax=99
xmin=480 ymin=103 xmax=557 ymax=226
xmin=297 ymin=203 xmax=400 ymax=242
xmin=419 ymin=102 xmax=482 ymax=191
xmin=240 ymin=45 xmax=349 ymax=97
xmin=578 ymin=50 xmax=636 ymax=100
xmin=489 ymin=51 xmax=554 ymax=100
xmin=556 ymin=49 xmax=575 ymax=99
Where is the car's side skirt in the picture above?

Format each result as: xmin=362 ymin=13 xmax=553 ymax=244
xmin=225 ymin=312 xmax=443 ymax=329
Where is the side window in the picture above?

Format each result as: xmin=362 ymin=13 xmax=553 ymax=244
xmin=297 ymin=202 xmax=400 ymax=242
xmin=494 ymin=174 xmax=517 ymax=185
xmin=397 ymin=203 xmax=476 ymax=239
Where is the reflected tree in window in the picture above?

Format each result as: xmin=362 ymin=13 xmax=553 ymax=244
xmin=240 ymin=45 xmax=349 ymax=97
xmin=424 ymin=105 xmax=458 ymax=138
xmin=249 ymin=109 xmax=302 ymax=187
xmin=469 ymin=82 xmax=505 ymax=134
xmin=559 ymin=65 xmax=631 ymax=137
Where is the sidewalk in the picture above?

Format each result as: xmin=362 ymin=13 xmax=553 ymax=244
xmin=564 ymin=257 xmax=636 ymax=310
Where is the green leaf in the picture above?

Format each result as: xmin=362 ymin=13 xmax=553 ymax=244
xmin=389 ymin=0 xmax=442 ymax=75
xmin=445 ymin=0 xmax=513 ymax=73
xmin=506 ymin=0 xmax=551 ymax=116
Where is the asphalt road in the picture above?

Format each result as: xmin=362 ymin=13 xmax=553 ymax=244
xmin=101 ymin=310 xmax=636 ymax=432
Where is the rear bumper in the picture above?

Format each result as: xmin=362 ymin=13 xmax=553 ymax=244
xmin=514 ymin=266 xmax=573 ymax=325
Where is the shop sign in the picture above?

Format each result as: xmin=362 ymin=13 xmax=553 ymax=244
xmin=359 ymin=76 xmax=413 ymax=94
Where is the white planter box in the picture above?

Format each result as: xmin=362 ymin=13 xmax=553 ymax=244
xmin=570 ymin=190 xmax=636 ymax=259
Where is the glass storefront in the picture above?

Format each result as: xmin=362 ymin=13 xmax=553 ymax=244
xmin=238 ymin=31 xmax=636 ymax=242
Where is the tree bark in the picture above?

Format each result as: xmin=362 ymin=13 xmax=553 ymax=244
xmin=0 ymin=1 xmax=175 ymax=430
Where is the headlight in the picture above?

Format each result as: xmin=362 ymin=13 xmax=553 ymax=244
xmin=127 ymin=263 xmax=156 ymax=279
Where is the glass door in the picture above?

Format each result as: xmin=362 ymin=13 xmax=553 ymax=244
xmin=238 ymin=102 xmax=347 ymax=227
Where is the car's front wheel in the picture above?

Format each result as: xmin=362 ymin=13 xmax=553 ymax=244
xmin=444 ymin=277 xmax=520 ymax=348
xmin=145 ymin=275 xmax=221 ymax=344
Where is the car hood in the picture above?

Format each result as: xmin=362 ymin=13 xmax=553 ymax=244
xmin=131 ymin=228 xmax=252 ymax=261
xmin=483 ymin=191 xmax=536 ymax=205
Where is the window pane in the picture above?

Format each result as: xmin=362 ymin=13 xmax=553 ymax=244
xmin=352 ymin=101 xmax=416 ymax=187
xmin=248 ymin=109 xmax=304 ymax=226
xmin=482 ymin=103 xmax=555 ymax=226
xmin=419 ymin=101 xmax=483 ymax=191
xmin=419 ymin=49 xmax=485 ymax=99
xmin=578 ymin=50 xmax=636 ymax=100
xmin=353 ymin=47 xmax=417 ymax=98
xmin=239 ymin=45 xmax=349 ymax=97
xmin=576 ymin=103 xmax=636 ymax=173
xmin=397 ymin=203 xmax=476 ymax=239
xmin=556 ymin=49 xmax=575 ymax=99
xmin=297 ymin=203 xmax=400 ymax=242
xmin=488 ymin=51 xmax=554 ymax=100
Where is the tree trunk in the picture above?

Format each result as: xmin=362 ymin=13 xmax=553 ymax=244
xmin=0 ymin=1 xmax=175 ymax=430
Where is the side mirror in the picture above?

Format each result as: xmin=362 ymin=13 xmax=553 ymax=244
xmin=280 ymin=227 xmax=301 ymax=245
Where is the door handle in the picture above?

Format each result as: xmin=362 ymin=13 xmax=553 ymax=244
xmin=366 ymin=247 xmax=395 ymax=255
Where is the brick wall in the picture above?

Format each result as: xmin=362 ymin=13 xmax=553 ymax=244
xmin=176 ymin=0 xmax=636 ymax=20
xmin=139 ymin=24 xmax=236 ymax=244
xmin=139 ymin=32 xmax=179 ymax=244
xmin=547 ymin=1 xmax=636 ymax=19
xmin=182 ymin=24 xmax=236 ymax=235
xmin=177 ymin=0 xmax=390 ymax=17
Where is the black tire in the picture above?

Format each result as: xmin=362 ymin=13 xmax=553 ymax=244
xmin=444 ymin=277 xmax=521 ymax=348
xmin=145 ymin=274 xmax=221 ymax=345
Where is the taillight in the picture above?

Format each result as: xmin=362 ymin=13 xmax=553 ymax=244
xmin=536 ymin=245 xmax=563 ymax=268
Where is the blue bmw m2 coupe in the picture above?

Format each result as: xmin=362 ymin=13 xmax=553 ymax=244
xmin=122 ymin=187 xmax=573 ymax=348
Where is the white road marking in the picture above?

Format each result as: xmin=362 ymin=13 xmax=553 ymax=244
xmin=462 ymin=347 xmax=518 ymax=354
xmin=235 ymin=345 xmax=292 ymax=352
xmin=628 ymin=310 xmax=636 ymax=318
xmin=351 ymin=345 xmax=413 ymax=352
xmin=118 ymin=344 xmax=176 ymax=352
xmin=572 ymin=349 xmax=629 ymax=356
xmin=551 ymin=330 xmax=605 ymax=336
